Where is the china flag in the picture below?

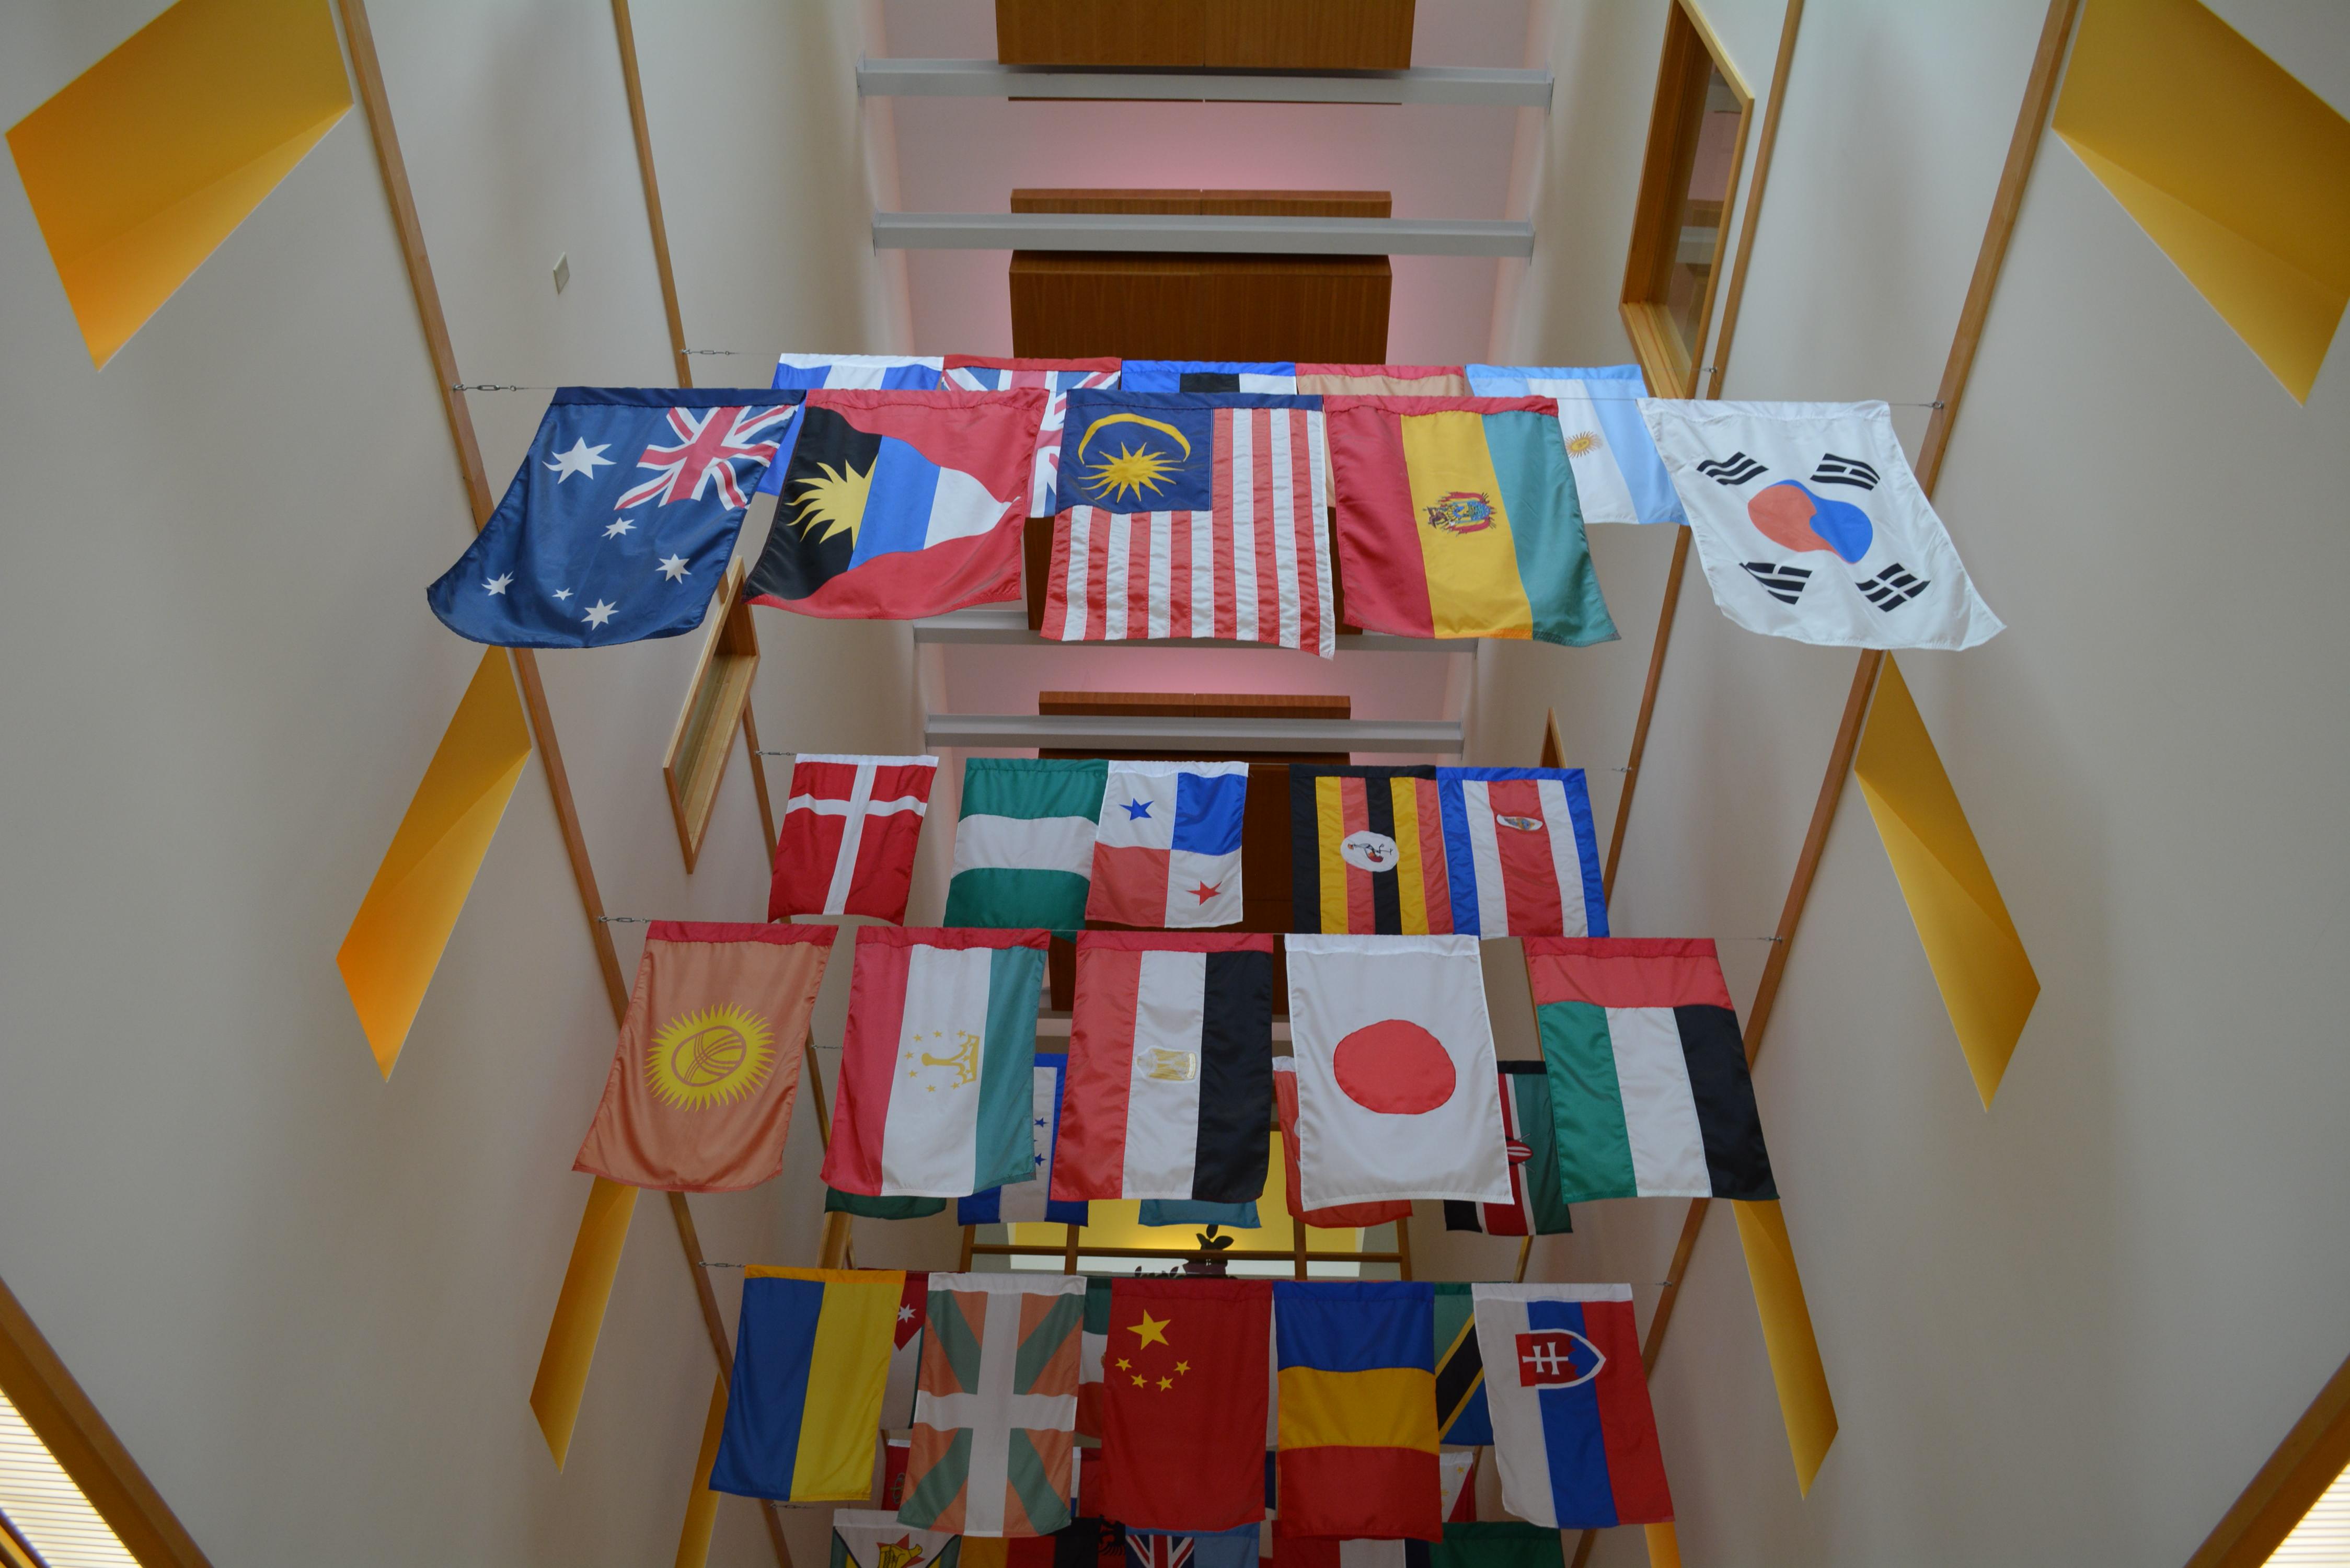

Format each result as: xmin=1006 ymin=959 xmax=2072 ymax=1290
xmin=1098 ymin=1278 xmax=1271 ymax=1531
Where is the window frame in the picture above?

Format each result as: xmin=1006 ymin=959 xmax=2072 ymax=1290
xmin=1619 ymin=0 xmax=1756 ymax=398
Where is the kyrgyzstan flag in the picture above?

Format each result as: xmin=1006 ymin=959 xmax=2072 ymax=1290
xmin=572 ymin=922 xmax=835 ymax=1191
xmin=1053 ymin=933 xmax=1275 ymax=1204
xmin=768 ymin=753 xmax=938 ymax=922
xmin=1099 ymin=1278 xmax=1272 ymax=1531
xmin=1086 ymin=761 xmax=1249 ymax=928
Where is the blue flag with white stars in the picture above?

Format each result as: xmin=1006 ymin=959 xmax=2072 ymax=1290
xmin=427 ymin=387 xmax=802 ymax=648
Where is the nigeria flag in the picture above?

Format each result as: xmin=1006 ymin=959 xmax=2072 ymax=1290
xmin=944 ymin=759 xmax=1108 ymax=934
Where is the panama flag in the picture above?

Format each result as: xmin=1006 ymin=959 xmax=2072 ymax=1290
xmin=1053 ymin=933 xmax=1275 ymax=1203
xmin=768 ymin=754 xmax=938 ymax=922
xmin=821 ymin=928 xmax=1051 ymax=1197
xmin=1283 ymin=936 xmax=1513 ymax=1209
xmin=1469 ymin=1285 xmax=1671 ymax=1528
xmin=1465 ymin=364 xmax=1686 ymax=526
xmin=1087 ymin=762 xmax=1250 ymax=928
xmin=759 ymin=355 xmax=944 ymax=495
xmin=943 ymin=355 xmax=1122 ymax=516
xmin=900 ymin=1274 xmax=1087 ymax=1537
xmin=830 ymin=1511 xmax=963 ymax=1568
xmin=1435 ymin=767 xmax=1606 ymax=938
xmin=958 ymin=1053 xmax=1090 ymax=1226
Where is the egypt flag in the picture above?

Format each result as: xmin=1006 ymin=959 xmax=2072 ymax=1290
xmin=572 ymin=923 xmax=834 ymax=1192
xmin=900 ymin=1274 xmax=1088 ymax=1537
xmin=1283 ymin=936 xmax=1512 ymax=1209
xmin=830 ymin=1510 xmax=963 ymax=1568
xmin=746 ymin=388 xmax=1044 ymax=619
xmin=1442 ymin=1065 xmax=1573 ymax=1237
xmin=1469 ymin=1285 xmax=1671 ymax=1528
xmin=943 ymin=355 xmax=1122 ymax=516
xmin=769 ymin=754 xmax=938 ymax=922
xmin=1053 ymin=933 xmax=1275 ymax=1204
xmin=1290 ymin=767 xmax=1451 ymax=936
xmin=1435 ymin=767 xmax=1606 ymax=938
xmin=1087 ymin=762 xmax=1249 ymax=928
xmin=1042 ymin=391 xmax=1335 ymax=658
xmin=1323 ymin=396 xmax=1617 ymax=647
xmin=821 ymin=928 xmax=1051 ymax=1198
xmin=959 ymin=1052 xmax=1090 ymax=1226
xmin=1523 ymin=938 xmax=1776 ymax=1204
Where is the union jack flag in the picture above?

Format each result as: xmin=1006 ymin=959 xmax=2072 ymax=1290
xmin=1125 ymin=1534 xmax=1193 ymax=1568
xmin=616 ymin=402 xmax=797 ymax=510
xmin=943 ymin=356 xmax=1119 ymax=515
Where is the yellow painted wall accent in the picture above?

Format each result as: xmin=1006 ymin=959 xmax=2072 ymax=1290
xmin=672 ymin=1370 xmax=731 ymax=1568
xmin=336 ymin=648 xmax=533 ymax=1078
xmin=529 ymin=1178 xmax=639 ymax=1468
xmin=1853 ymin=658 xmax=2040 ymax=1108
xmin=1733 ymin=1200 xmax=1838 ymax=1496
xmin=2053 ymin=0 xmax=2350 ymax=400
xmin=5 ymin=0 xmax=352 ymax=367
xmin=1643 ymin=1522 xmax=1682 ymax=1568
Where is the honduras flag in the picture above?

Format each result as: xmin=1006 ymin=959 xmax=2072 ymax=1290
xmin=744 ymin=388 xmax=1045 ymax=620
xmin=958 ymin=1053 xmax=1089 ymax=1226
xmin=426 ymin=387 xmax=798 ymax=648
xmin=759 ymin=354 xmax=944 ymax=494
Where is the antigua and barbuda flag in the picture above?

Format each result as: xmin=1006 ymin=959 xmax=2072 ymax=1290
xmin=1466 ymin=365 xmax=1685 ymax=526
xmin=1121 ymin=361 xmax=1297 ymax=393
xmin=1087 ymin=762 xmax=1249 ymax=928
xmin=821 ymin=928 xmax=1051 ymax=1198
xmin=1441 ymin=1064 xmax=1573 ymax=1237
xmin=959 ymin=1052 xmax=1090 ymax=1226
xmin=759 ymin=354 xmax=943 ymax=495
xmin=1468 ymin=1284 xmax=1671 ymax=1528
xmin=745 ymin=388 xmax=1045 ymax=620
xmin=710 ymin=1266 xmax=905 ymax=1502
xmin=769 ymin=754 xmax=938 ymax=923
xmin=943 ymin=354 xmax=1123 ymax=515
xmin=900 ymin=1273 xmax=1087 ymax=1536
xmin=829 ymin=1510 xmax=963 ymax=1568
xmin=1434 ymin=767 xmax=1606 ymax=938
xmin=1639 ymin=399 xmax=2005 ymax=649
xmin=428 ymin=388 xmax=799 ymax=648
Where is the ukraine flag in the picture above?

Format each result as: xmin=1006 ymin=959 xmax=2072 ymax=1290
xmin=710 ymin=1267 xmax=905 ymax=1502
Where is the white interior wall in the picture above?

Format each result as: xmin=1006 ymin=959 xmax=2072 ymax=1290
xmin=1485 ymin=3 xmax=2350 ymax=1564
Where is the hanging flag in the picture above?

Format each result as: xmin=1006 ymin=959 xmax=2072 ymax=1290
xmin=1272 ymin=1281 xmax=1442 ymax=1541
xmin=1523 ymin=938 xmax=1777 ymax=1203
xmin=1434 ymin=767 xmax=1606 ymax=938
xmin=427 ymin=388 xmax=799 ymax=648
xmin=1087 ymin=762 xmax=1250 ymax=928
xmin=1276 ymin=1523 xmax=1558 ymax=1568
xmin=1099 ymin=1278 xmax=1272 ymax=1530
xmin=1639 ymin=398 xmax=2005 ymax=649
xmin=944 ymin=354 xmax=1123 ymax=515
xmin=1439 ymin=1450 xmax=1477 ymax=1524
xmin=883 ymin=1270 xmax=932 ymax=1426
xmin=745 ymin=387 xmax=1044 ymax=619
xmin=1077 ymin=1277 xmax=1114 ymax=1439
xmin=1431 ymin=1284 xmax=1490 ymax=1447
xmin=1283 ymin=935 xmax=1512 ymax=1209
xmin=960 ymin=1052 xmax=1091 ymax=1226
xmin=1323 ymin=395 xmax=1617 ymax=646
xmin=1054 ymin=932 xmax=1274 ymax=1203
xmin=1289 ymin=767 xmax=1452 ymax=935
xmin=945 ymin=758 xmax=1111 ymax=934
xmin=571 ymin=923 xmax=833 ymax=1191
xmin=1465 ymin=365 xmax=1685 ymax=526
xmin=831 ymin=1510 xmax=964 ymax=1568
xmin=900 ymin=1274 xmax=1088 ymax=1537
xmin=1271 ymin=1063 xmax=1412 ymax=1229
xmin=830 ymin=1188 xmax=948 ymax=1220
xmin=821 ymin=928 xmax=1051 ymax=1197
xmin=769 ymin=753 xmax=939 ymax=921
xmin=1127 ymin=1526 xmax=1258 ymax=1568
xmin=759 ymin=354 xmax=946 ymax=495
xmin=1441 ymin=1065 xmax=1573 ymax=1237
xmin=1295 ymin=365 xmax=1471 ymax=396
xmin=1121 ymin=362 xmax=1297 ymax=393
xmin=710 ymin=1266 xmax=906 ymax=1502
xmin=1139 ymin=1198 xmax=1259 ymax=1227
xmin=882 ymin=1438 xmax=913 ymax=1511
xmin=1041 ymin=391 xmax=1335 ymax=658
xmin=1468 ymin=1285 xmax=1671 ymax=1528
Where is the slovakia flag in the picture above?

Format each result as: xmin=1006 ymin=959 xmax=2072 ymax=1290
xmin=1086 ymin=762 xmax=1249 ymax=928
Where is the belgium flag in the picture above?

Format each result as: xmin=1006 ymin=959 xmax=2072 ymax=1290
xmin=1289 ymin=765 xmax=1454 ymax=934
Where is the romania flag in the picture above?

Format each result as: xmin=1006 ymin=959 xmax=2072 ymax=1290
xmin=711 ymin=1267 xmax=905 ymax=1502
xmin=1289 ymin=766 xmax=1452 ymax=935
xmin=1324 ymin=396 xmax=1618 ymax=645
xmin=1273 ymin=1281 xmax=1442 ymax=1540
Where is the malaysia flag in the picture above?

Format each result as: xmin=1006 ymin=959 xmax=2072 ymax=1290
xmin=767 ymin=754 xmax=938 ymax=923
xmin=1087 ymin=762 xmax=1249 ymax=928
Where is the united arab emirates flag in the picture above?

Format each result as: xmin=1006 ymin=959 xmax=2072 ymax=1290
xmin=945 ymin=758 xmax=1110 ymax=935
xmin=1523 ymin=937 xmax=1776 ymax=1203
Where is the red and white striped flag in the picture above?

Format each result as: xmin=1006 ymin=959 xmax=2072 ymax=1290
xmin=766 ymin=754 xmax=937 ymax=923
xmin=942 ymin=355 xmax=1121 ymax=516
xmin=1042 ymin=403 xmax=1334 ymax=657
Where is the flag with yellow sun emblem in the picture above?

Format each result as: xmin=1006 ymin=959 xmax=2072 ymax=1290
xmin=1097 ymin=1278 xmax=1272 ymax=1531
xmin=572 ymin=921 xmax=835 ymax=1191
xmin=743 ymin=388 xmax=1044 ymax=620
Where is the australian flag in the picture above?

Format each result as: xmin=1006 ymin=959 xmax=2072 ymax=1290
xmin=427 ymin=388 xmax=798 ymax=648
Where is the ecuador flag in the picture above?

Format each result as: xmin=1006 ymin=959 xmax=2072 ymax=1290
xmin=1324 ymin=396 xmax=1617 ymax=645
xmin=711 ymin=1267 xmax=905 ymax=1502
xmin=1273 ymin=1281 xmax=1442 ymax=1541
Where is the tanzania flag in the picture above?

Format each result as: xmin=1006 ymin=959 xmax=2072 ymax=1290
xmin=1524 ymin=938 xmax=1776 ymax=1204
xmin=1289 ymin=766 xmax=1450 ymax=935
xmin=1443 ymin=1064 xmax=1574 ymax=1237
xmin=946 ymin=758 xmax=1110 ymax=935
xmin=1431 ymin=1283 xmax=1490 ymax=1446
xmin=1273 ymin=1281 xmax=1442 ymax=1541
xmin=902 ymin=1274 xmax=1088 ymax=1537
xmin=1324 ymin=396 xmax=1617 ymax=646
xmin=711 ymin=1267 xmax=905 ymax=1502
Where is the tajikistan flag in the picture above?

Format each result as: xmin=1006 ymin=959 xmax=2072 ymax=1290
xmin=821 ymin=928 xmax=1051 ymax=1198
xmin=944 ymin=758 xmax=1109 ymax=936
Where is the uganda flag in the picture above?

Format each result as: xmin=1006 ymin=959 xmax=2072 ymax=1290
xmin=1289 ymin=766 xmax=1452 ymax=935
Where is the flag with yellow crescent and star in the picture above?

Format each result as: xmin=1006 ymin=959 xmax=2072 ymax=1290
xmin=1096 ymin=1278 xmax=1272 ymax=1533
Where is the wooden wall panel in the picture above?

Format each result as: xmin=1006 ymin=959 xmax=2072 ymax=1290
xmin=996 ymin=0 xmax=1203 ymax=66
xmin=997 ymin=2 xmax=1412 ymax=68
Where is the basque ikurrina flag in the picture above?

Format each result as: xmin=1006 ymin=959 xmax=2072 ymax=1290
xmin=1323 ymin=396 xmax=1617 ymax=646
xmin=1469 ymin=1285 xmax=1671 ymax=1528
xmin=1087 ymin=762 xmax=1249 ymax=928
xmin=1273 ymin=1281 xmax=1443 ymax=1541
xmin=572 ymin=923 xmax=833 ymax=1191
xmin=1435 ymin=767 xmax=1606 ymax=938
xmin=900 ymin=1274 xmax=1088 ymax=1537
xmin=768 ymin=754 xmax=938 ymax=923
xmin=821 ymin=928 xmax=1050 ymax=1198
xmin=943 ymin=355 xmax=1122 ymax=516
xmin=710 ymin=1267 xmax=906 ymax=1502
xmin=946 ymin=759 xmax=1111 ymax=935
xmin=1465 ymin=365 xmax=1686 ymax=526
xmin=1290 ymin=767 xmax=1450 ymax=935
xmin=958 ymin=1052 xmax=1090 ymax=1227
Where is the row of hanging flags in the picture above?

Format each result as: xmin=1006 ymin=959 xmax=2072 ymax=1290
xmin=422 ymin=355 xmax=2003 ymax=658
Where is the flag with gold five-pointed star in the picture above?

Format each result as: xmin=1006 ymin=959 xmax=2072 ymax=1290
xmin=1097 ymin=1279 xmax=1272 ymax=1533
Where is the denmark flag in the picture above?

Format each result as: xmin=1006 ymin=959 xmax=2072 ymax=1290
xmin=767 ymin=754 xmax=937 ymax=923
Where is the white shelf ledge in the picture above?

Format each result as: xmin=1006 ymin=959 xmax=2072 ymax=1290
xmin=871 ymin=211 xmax=1534 ymax=258
xmin=857 ymin=59 xmax=1553 ymax=109
xmin=926 ymin=712 xmax=1463 ymax=754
